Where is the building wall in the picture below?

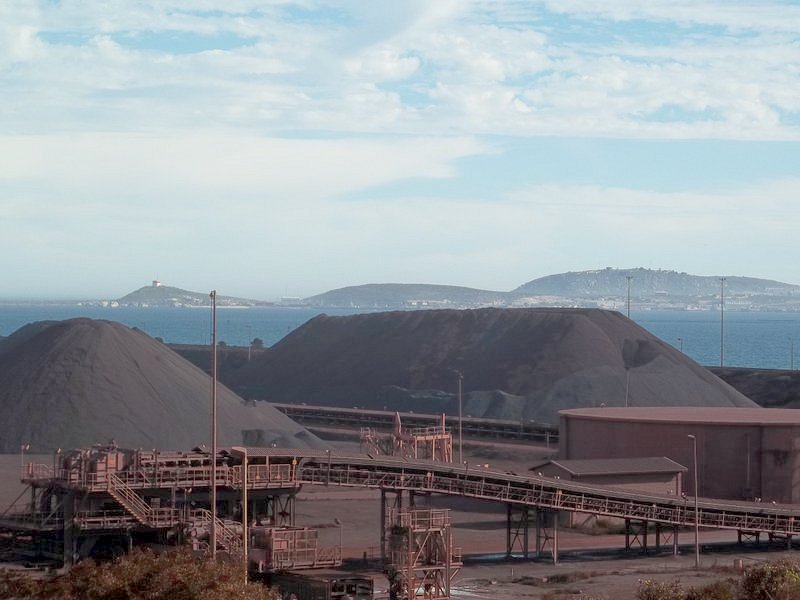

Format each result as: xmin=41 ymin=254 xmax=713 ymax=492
xmin=580 ymin=473 xmax=681 ymax=497
xmin=539 ymin=463 xmax=681 ymax=497
xmin=761 ymin=427 xmax=800 ymax=503
xmin=559 ymin=414 xmax=800 ymax=502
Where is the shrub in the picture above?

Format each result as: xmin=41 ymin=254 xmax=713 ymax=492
xmin=739 ymin=559 xmax=800 ymax=600
xmin=685 ymin=579 xmax=736 ymax=600
xmin=541 ymin=592 xmax=608 ymax=600
xmin=636 ymin=578 xmax=684 ymax=600
xmin=0 ymin=548 xmax=278 ymax=600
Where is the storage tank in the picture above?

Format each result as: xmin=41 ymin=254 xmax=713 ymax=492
xmin=559 ymin=407 xmax=800 ymax=502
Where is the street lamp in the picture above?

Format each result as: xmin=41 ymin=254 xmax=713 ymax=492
xmin=790 ymin=338 xmax=794 ymax=371
xmin=53 ymin=447 xmax=61 ymax=478
xmin=20 ymin=443 xmax=30 ymax=475
xmin=210 ymin=290 xmax=218 ymax=559
xmin=719 ymin=278 xmax=726 ymax=368
xmin=334 ymin=517 xmax=343 ymax=560
xmin=677 ymin=337 xmax=684 ymax=353
xmin=231 ymin=446 xmax=249 ymax=584
xmin=624 ymin=366 xmax=630 ymax=407
xmin=687 ymin=434 xmax=700 ymax=568
xmin=626 ymin=275 xmax=633 ymax=319
xmin=455 ymin=370 xmax=464 ymax=464
xmin=246 ymin=325 xmax=253 ymax=362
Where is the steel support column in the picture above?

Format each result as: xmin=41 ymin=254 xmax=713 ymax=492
xmin=505 ymin=504 xmax=530 ymax=559
xmin=625 ymin=519 xmax=650 ymax=554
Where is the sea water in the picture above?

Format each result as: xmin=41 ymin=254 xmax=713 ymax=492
xmin=1 ymin=305 xmax=798 ymax=370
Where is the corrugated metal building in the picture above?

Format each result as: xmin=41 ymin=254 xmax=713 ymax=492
xmin=559 ymin=407 xmax=800 ymax=503
xmin=534 ymin=456 xmax=686 ymax=496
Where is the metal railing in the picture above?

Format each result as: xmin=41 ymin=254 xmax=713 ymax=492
xmin=193 ymin=509 xmax=242 ymax=555
xmin=297 ymin=457 xmax=800 ymax=537
xmin=23 ymin=463 xmax=298 ymax=492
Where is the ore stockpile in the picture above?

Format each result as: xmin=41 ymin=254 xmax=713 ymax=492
xmin=229 ymin=307 xmax=755 ymax=423
xmin=0 ymin=319 xmax=322 ymax=452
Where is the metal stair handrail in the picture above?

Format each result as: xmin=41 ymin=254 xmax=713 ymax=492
xmin=107 ymin=473 xmax=153 ymax=525
xmin=193 ymin=508 xmax=242 ymax=554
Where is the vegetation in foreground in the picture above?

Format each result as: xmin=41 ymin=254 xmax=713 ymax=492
xmin=634 ymin=559 xmax=800 ymax=600
xmin=0 ymin=548 xmax=278 ymax=600
xmin=525 ymin=558 xmax=800 ymax=600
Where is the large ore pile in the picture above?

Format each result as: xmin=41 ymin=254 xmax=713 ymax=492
xmin=231 ymin=307 xmax=756 ymax=423
xmin=0 ymin=319 xmax=321 ymax=452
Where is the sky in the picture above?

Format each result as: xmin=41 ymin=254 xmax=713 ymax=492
xmin=1 ymin=1 xmax=799 ymax=300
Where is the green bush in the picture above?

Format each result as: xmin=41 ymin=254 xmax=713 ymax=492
xmin=739 ymin=559 xmax=800 ymax=600
xmin=636 ymin=578 xmax=684 ymax=600
xmin=685 ymin=579 xmax=736 ymax=600
xmin=0 ymin=548 xmax=278 ymax=600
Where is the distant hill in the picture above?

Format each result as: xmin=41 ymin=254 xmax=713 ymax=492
xmin=303 ymin=283 xmax=507 ymax=308
xmin=229 ymin=307 xmax=755 ymax=424
xmin=515 ymin=268 xmax=800 ymax=299
xmin=116 ymin=284 xmax=268 ymax=307
xmin=303 ymin=269 xmax=800 ymax=311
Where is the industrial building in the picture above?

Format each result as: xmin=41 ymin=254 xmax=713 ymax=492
xmin=534 ymin=457 xmax=686 ymax=496
xmin=559 ymin=407 xmax=800 ymax=502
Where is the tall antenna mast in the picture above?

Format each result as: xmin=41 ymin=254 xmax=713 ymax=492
xmin=210 ymin=290 xmax=217 ymax=558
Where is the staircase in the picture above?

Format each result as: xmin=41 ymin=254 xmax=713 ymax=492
xmin=107 ymin=473 xmax=152 ymax=525
xmin=107 ymin=473 xmax=179 ymax=528
xmin=194 ymin=508 xmax=243 ymax=556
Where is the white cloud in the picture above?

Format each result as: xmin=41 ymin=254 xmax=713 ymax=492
xmin=344 ymin=48 xmax=420 ymax=81
xmin=540 ymin=0 xmax=800 ymax=34
xmin=0 ymin=1 xmax=797 ymax=139
xmin=0 ymin=132 xmax=484 ymax=198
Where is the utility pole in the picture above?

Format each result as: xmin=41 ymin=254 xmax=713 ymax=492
xmin=626 ymin=275 xmax=633 ymax=319
xmin=687 ymin=434 xmax=700 ymax=568
xmin=457 ymin=371 xmax=463 ymax=464
xmin=247 ymin=325 xmax=252 ymax=362
xmin=210 ymin=290 xmax=218 ymax=558
xmin=719 ymin=278 xmax=726 ymax=367
xmin=624 ymin=367 xmax=630 ymax=407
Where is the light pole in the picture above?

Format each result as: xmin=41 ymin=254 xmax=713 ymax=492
xmin=677 ymin=337 xmax=683 ymax=353
xmin=624 ymin=366 xmax=630 ymax=407
xmin=334 ymin=517 xmax=343 ymax=560
xmin=247 ymin=325 xmax=252 ymax=362
xmin=210 ymin=290 xmax=218 ymax=559
xmin=456 ymin=371 xmax=464 ymax=464
xmin=231 ymin=446 xmax=248 ymax=584
xmin=790 ymin=338 xmax=795 ymax=371
xmin=687 ymin=434 xmax=700 ymax=568
xmin=719 ymin=277 xmax=726 ymax=368
xmin=53 ymin=447 xmax=61 ymax=478
xmin=626 ymin=275 xmax=633 ymax=319
xmin=20 ymin=443 xmax=30 ymax=475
